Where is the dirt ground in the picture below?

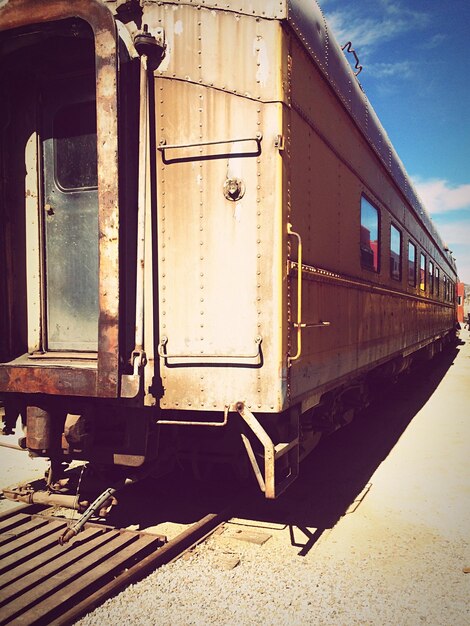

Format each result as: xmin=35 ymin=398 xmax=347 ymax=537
xmin=0 ymin=439 xmax=48 ymax=502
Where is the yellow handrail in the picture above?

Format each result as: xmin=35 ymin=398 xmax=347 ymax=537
xmin=287 ymin=223 xmax=302 ymax=364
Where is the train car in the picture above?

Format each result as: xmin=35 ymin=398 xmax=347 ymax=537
xmin=0 ymin=0 xmax=459 ymax=510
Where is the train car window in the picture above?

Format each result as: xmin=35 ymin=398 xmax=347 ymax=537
xmin=360 ymin=196 xmax=379 ymax=272
xmin=54 ymin=101 xmax=98 ymax=190
xmin=419 ymin=253 xmax=426 ymax=291
xmin=390 ymin=224 xmax=401 ymax=281
xmin=408 ymin=241 xmax=416 ymax=286
xmin=435 ymin=267 xmax=440 ymax=297
xmin=429 ymin=261 xmax=434 ymax=294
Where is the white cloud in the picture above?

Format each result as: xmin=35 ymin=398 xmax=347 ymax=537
xmin=411 ymin=177 xmax=470 ymax=282
xmin=367 ymin=61 xmax=414 ymax=79
xmin=447 ymin=242 xmax=470 ymax=284
xmin=432 ymin=220 xmax=470 ymax=247
xmin=326 ymin=3 xmax=429 ymax=50
xmin=420 ymin=33 xmax=447 ymax=50
xmin=432 ymin=222 xmax=470 ymax=283
xmin=327 ymin=13 xmax=383 ymax=48
xmin=412 ymin=178 xmax=470 ymax=215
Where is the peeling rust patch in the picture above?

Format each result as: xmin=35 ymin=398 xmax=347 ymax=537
xmin=0 ymin=365 xmax=97 ymax=396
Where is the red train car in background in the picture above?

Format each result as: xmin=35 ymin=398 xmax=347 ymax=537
xmin=457 ymin=282 xmax=465 ymax=324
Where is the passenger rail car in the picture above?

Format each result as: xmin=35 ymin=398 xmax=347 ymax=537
xmin=0 ymin=0 xmax=458 ymax=503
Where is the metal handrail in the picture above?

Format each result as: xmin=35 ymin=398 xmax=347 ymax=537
xmin=158 ymin=335 xmax=262 ymax=362
xmin=288 ymin=223 xmax=302 ymax=364
xmin=157 ymin=133 xmax=262 ymax=152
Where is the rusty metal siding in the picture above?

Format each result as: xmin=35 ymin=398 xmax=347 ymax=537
xmin=288 ymin=32 xmax=455 ymax=282
xmin=139 ymin=0 xmax=287 ymax=20
xmin=151 ymin=4 xmax=287 ymax=411
xmin=0 ymin=362 xmax=97 ymax=396
xmin=0 ymin=0 xmax=456 ymax=415
xmin=154 ymin=87 xmax=285 ymax=411
xmin=288 ymin=272 xmax=456 ymax=405
xmin=146 ymin=3 xmax=286 ymax=103
xmin=285 ymin=28 xmax=456 ymax=407
xmin=285 ymin=0 xmax=456 ymax=278
xmin=156 ymin=83 xmax=261 ymax=360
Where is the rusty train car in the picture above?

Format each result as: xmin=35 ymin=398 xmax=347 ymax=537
xmin=0 ymin=0 xmax=459 ymax=506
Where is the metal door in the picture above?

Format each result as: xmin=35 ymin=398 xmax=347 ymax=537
xmin=41 ymin=75 xmax=98 ymax=351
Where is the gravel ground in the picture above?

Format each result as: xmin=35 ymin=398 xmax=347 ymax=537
xmin=0 ymin=436 xmax=48 ymax=507
xmin=1 ymin=333 xmax=469 ymax=625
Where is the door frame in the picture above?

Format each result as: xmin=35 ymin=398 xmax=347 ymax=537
xmin=0 ymin=0 xmax=120 ymax=398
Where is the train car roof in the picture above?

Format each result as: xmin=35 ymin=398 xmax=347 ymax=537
xmin=285 ymin=0 xmax=456 ymax=275
xmin=155 ymin=0 xmax=456 ymax=275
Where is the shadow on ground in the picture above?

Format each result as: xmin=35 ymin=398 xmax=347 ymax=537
xmin=77 ymin=344 xmax=464 ymax=547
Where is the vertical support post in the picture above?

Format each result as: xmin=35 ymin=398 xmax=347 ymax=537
xmin=236 ymin=402 xmax=299 ymax=499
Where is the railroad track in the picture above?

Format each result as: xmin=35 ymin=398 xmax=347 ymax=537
xmin=0 ymin=503 xmax=230 ymax=625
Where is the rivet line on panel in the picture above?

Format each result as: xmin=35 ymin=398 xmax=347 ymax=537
xmin=199 ymin=79 xmax=205 ymax=348
xmin=256 ymin=104 xmax=263 ymax=404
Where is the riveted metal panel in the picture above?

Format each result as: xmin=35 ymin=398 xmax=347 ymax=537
xmin=349 ymin=73 xmax=366 ymax=131
xmin=390 ymin=148 xmax=407 ymax=198
xmin=365 ymin=103 xmax=387 ymax=170
xmin=151 ymin=3 xmax=285 ymax=104
xmin=155 ymin=77 xmax=285 ymax=411
xmin=157 ymin=83 xmax=260 ymax=358
xmin=289 ymin=36 xmax=388 ymax=274
xmin=284 ymin=17 xmax=456 ymax=409
xmin=286 ymin=0 xmax=329 ymax=75
xmin=144 ymin=0 xmax=287 ymax=20
xmin=283 ymin=0 xmax=452 ymax=270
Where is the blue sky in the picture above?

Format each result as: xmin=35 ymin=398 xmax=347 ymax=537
xmin=322 ymin=0 xmax=470 ymax=283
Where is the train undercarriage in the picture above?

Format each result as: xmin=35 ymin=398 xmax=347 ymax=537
xmin=1 ymin=333 xmax=454 ymax=534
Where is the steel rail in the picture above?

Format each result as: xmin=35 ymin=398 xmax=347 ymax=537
xmin=52 ymin=509 xmax=232 ymax=626
xmin=0 ymin=503 xmax=232 ymax=626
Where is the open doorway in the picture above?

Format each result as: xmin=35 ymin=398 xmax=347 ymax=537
xmin=0 ymin=18 xmax=98 ymax=357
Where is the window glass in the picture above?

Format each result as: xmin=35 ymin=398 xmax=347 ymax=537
xmin=443 ymin=275 xmax=447 ymax=301
xmin=54 ymin=100 xmax=97 ymax=190
xmin=435 ymin=267 xmax=440 ymax=297
xmin=390 ymin=224 xmax=401 ymax=281
xmin=429 ymin=261 xmax=434 ymax=294
xmin=419 ymin=253 xmax=426 ymax=291
xmin=360 ymin=196 xmax=379 ymax=272
xmin=408 ymin=241 xmax=416 ymax=286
